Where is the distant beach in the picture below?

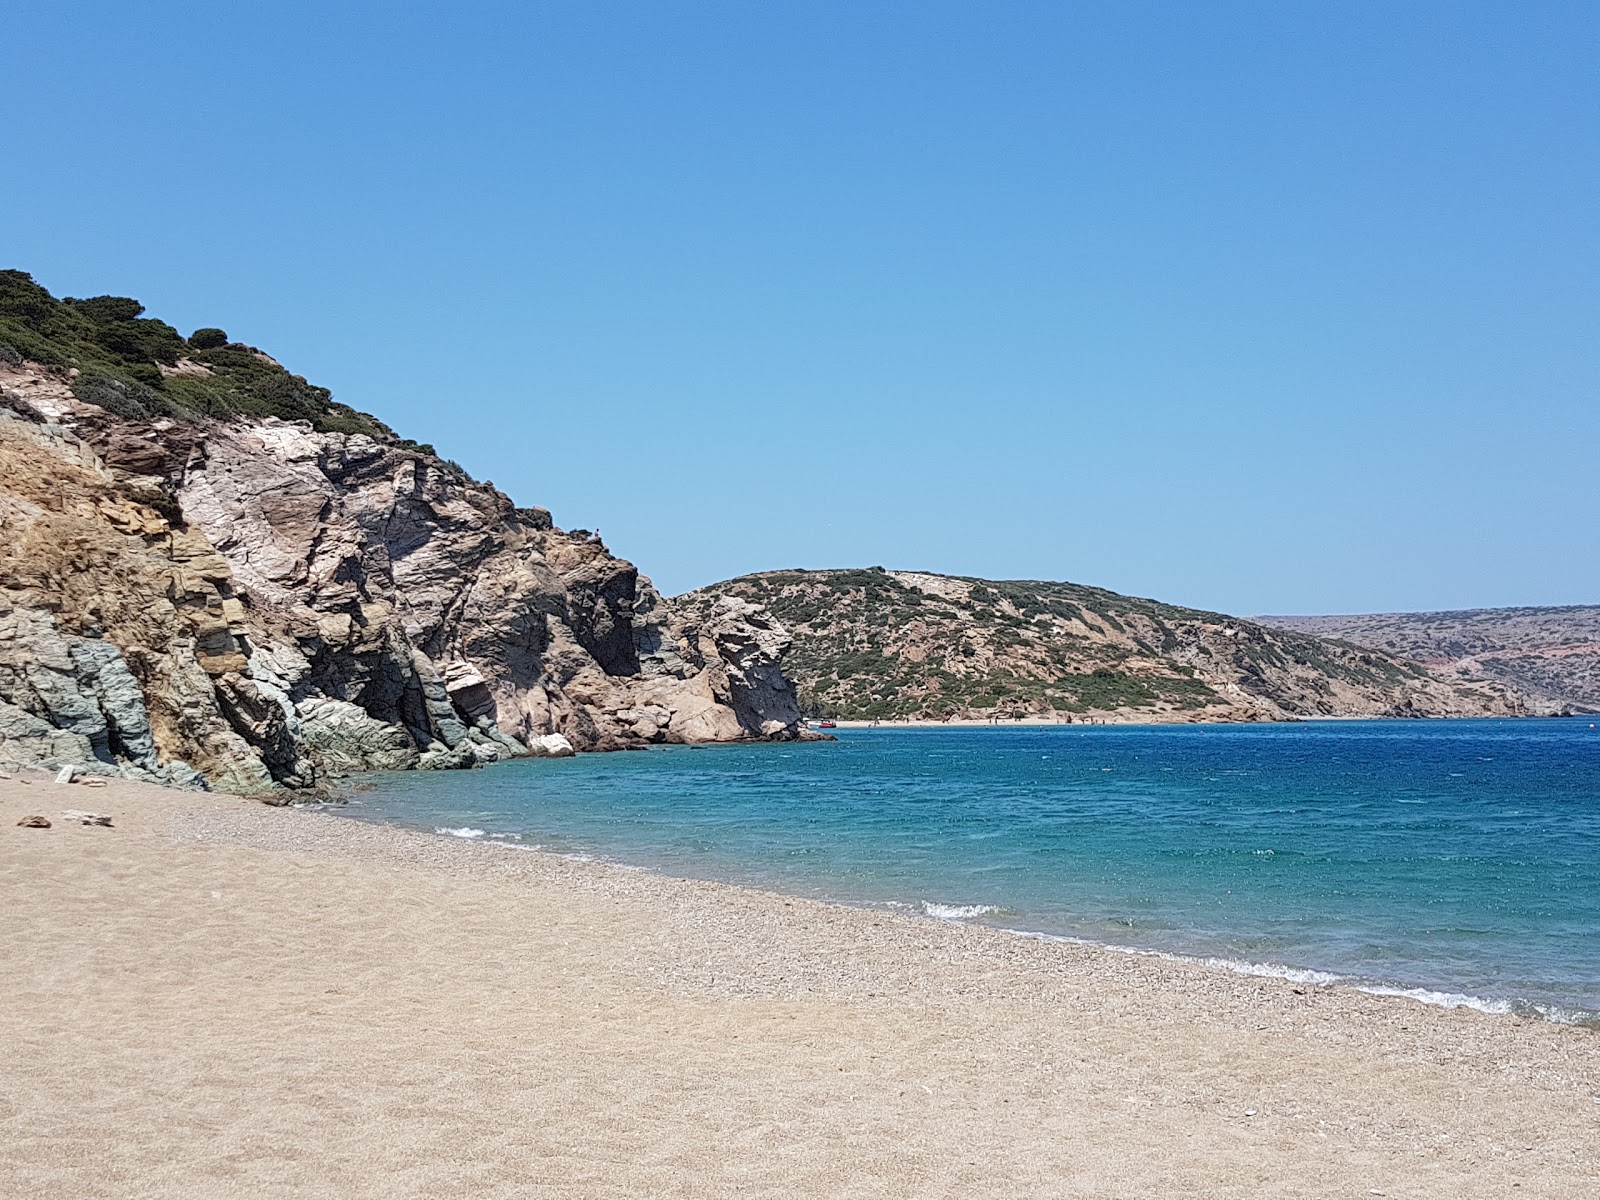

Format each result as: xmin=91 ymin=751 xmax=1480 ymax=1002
xmin=818 ymin=712 xmax=1513 ymax=728
xmin=4 ymin=772 xmax=1598 ymax=1198
xmin=823 ymin=715 xmax=1215 ymax=727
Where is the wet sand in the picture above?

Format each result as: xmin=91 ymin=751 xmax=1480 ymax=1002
xmin=2 ymin=774 xmax=1596 ymax=1197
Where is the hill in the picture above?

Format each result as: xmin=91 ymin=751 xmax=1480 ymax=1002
xmin=680 ymin=569 xmax=1529 ymax=723
xmin=1256 ymin=607 xmax=1600 ymax=714
xmin=0 ymin=271 xmax=810 ymax=792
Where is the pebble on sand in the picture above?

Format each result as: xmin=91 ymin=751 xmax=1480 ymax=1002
xmin=16 ymin=815 xmax=51 ymax=828
xmin=61 ymin=810 xmax=113 ymax=827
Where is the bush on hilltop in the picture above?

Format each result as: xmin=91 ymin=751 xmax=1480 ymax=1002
xmin=188 ymin=327 xmax=228 ymax=349
xmin=0 ymin=269 xmax=391 ymax=438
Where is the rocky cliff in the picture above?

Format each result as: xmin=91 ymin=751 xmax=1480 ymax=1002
xmin=683 ymin=569 xmax=1530 ymax=723
xmin=0 ymin=309 xmax=809 ymax=793
xmin=1256 ymin=607 xmax=1600 ymax=714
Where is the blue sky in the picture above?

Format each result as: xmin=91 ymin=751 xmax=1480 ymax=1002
xmin=6 ymin=2 xmax=1595 ymax=613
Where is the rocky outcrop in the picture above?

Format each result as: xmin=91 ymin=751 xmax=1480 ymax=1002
xmin=686 ymin=595 xmax=807 ymax=737
xmin=0 ymin=362 xmax=812 ymax=792
xmin=0 ymin=602 xmax=204 ymax=787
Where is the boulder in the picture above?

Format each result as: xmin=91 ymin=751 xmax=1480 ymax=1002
xmin=294 ymin=696 xmax=420 ymax=773
xmin=0 ymin=700 xmax=97 ymax=775
xmin=441 ymin=661 xmax=496 ymax=721
xmin=530 ymin=733 xmax=575 ymax=758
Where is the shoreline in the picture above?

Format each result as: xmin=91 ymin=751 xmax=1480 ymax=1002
xmin=389 ymin=807 xmax=1598 ymax=1027
xmin=5 ymin=773 xmax=1599 ymax=1196
xmin=818 ymin=713 xmax=1554 ymax=729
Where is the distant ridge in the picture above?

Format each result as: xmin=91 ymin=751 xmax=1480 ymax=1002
xmin=1256 ymin=607 xmax=1600 ymax=714
xmin=680 ymin=569 xmax=1530 ymax=723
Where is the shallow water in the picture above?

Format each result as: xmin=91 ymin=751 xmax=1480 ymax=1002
xmin=333 ymin=719 xmax=1600 ymax=1021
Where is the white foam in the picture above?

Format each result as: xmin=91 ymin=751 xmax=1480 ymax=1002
xmin=1195 ymin=956 xmax=1343 ymax=987
xmin=1001 ymin=928 xmax=1597 ymax=1024
xmin=921 ymin=902 xmax=1006 ymax=921
xmin=1353 ymin=984 xmax=1514 ymax=1016
xmin=435 ymin=826 xmax=486 ymax=839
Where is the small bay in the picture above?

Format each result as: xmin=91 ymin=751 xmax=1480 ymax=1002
xmin=335 ymin=719 xmax=1600 ymax=1021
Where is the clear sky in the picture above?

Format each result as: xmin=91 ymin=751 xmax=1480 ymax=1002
xmin=5 ymin=2 xmax=1596 ymax=614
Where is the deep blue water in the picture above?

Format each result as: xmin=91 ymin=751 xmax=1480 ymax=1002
xmin=333 ymin=720 xmax=1600 ymax=1021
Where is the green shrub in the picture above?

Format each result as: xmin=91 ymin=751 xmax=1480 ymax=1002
xmin=123 ymin=362 xmax=166 ymax=388
xmin=71 ymin=372 xmax=160 ymax=420
xmin=65 ymin=295 xmax=188 ymax=365
xmin=65 ymin=295 xmax=145 ymax=323
xmin=188 ymin=327 xmax=228 ymax=349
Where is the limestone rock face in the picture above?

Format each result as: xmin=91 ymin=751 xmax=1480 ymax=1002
xmin=0 ymin=364 xmax=809 ymax=792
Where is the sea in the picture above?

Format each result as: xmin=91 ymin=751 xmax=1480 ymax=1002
xmin=331 ymin=719 xmax=1600 ymax=1024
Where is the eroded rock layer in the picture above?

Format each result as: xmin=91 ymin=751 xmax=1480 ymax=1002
xmin=0 ymin=363 xmax=808 ymax=792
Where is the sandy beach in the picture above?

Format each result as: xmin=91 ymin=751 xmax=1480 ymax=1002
xmin=2 ymin=774 xmax=1597 ymax=1198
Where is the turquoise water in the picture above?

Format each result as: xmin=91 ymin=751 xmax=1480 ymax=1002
xmin=334 ymin=719 xmax=1600 ymax=1021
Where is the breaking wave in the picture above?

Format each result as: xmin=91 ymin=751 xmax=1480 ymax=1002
xmin=921 ymin=902 xmax=1009 ymax=921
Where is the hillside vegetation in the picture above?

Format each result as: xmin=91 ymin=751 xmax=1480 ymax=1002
xmin=1258 ymin=607 xmax=1600 ymax=713
xmin=681 ymin=569 xmax=1527 ymax=723
xmin=0 ymin=270 xmax=395 ymax=439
